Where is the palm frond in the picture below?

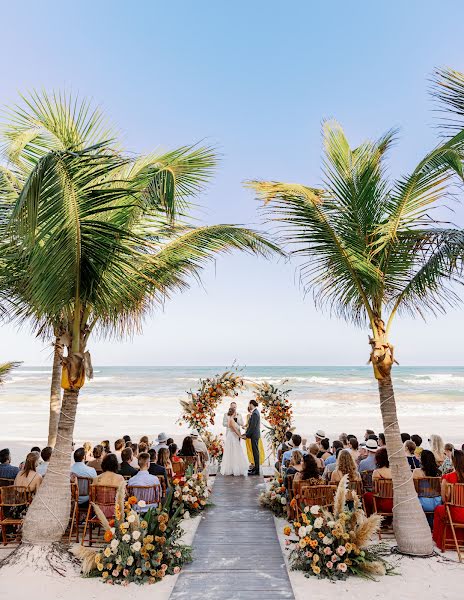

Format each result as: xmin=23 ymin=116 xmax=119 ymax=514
xmin=0 ymin=361 xmax=21 ymax=384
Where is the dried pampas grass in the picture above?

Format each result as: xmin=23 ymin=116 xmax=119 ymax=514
xmin=91 ymin=503 xmax=111 ymax=532
xmin=358 ymin=560 xmax=386 ymax=576
xmin=70 ymin=544 xmax=97 ymax=575
xmin=352 ymin=513 xmax=382 ymax=548
xmin=333 ymin=474 xmax=348 ymax=517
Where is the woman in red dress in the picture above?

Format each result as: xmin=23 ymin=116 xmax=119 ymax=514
xmin=433 ymin=450 xmax=464 ymax=551
xmin=363 ymin=447 xmax=393 ymax=516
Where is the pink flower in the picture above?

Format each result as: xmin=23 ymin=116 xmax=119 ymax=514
xmin=305 ymin=551 xmax=313 ymax=558
xmin=337 ymin=562 xmax=347 ymax=572
xmin=331 ymin=554 xmax=339 ymax=562
xmin=336 ymin=545 xmax=346 ymax=556
xmin=175 ymin=551 xmax=182 ymax=558
xmin=326 ymin=561 xmax=333 ymax=569
xmin=161 ymin=564 xmax=168 ymax=571
xmin=123 ymin=569 xmax=129 ymax=577
xmin=285 ymin=540 xmax=291 ymax=546
xmin=112 ymin=570 xmax=119 ymax=577
xmin=174 ymin=566 xmax=181 ymax=574
xmin=324 ymin=547 xmax=332 ymax=556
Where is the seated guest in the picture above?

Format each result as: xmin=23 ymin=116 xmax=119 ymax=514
xmin=429 ymin=434 xmax=453 ymax=474
xmin=119 ymin=447 xmax=138 ymax=477
xmin=166 ymin=437 xmax=174 ymax=447
xmin=191 ymin=432 xmax=209 ymax=463
xmin=433 ymin=449 xmax=464 ymax=550
xmin=301 ymin=438 xmax=308 ymax=452
xmin=378 ymin=433 xmax=386 ymax=448
xmin=325 ymin=440 xmax=343 ymax=465
xmin=71 ymin=448 xmax=97 ymax=504
xmin=100 ymin=440 xmax=111 ymax=455
xmin=169 ymin=443 xmax=184 ymax=465
xmin=358 ymin=439 xmax=378 ymax=472
xmin=411 ymin=434 xmax=423 ymax=455
xmin=401 ymin=432 xmax=411 ymax=443
xmin=413 ymin=449 xmax=442 ymax=523
xmin=14 ymin=452 xmax=42 ymax=492
xmin=405 ymin=440 xmax=420 ymax=469
xmin=282 ymin=434 xmax=306 ymax=466
xmin=363 ymin=447 xmax=392 ymax=516
xmin=178 ymin=436 xmax=197 ymax=458
xmin=87 ymin=445 xmax=104 ymax=471
xmin=330 ymin=449 xmax=361 ymax=484
xmin=323 ymin=446 xmax=343 ymax=481
xmin=19 ymin=447 xmax=42 ymax=470
xmin=349 ymin=437 xmax=360 ymax=463
xmin=129 ymin=443 xmax=140 ymax=468
xmin=153 ymin=433 xmax=169 ymax=453
xmin=315 ymin=429 xmax=326 ymax=446
xmin=308 ymin=443 xmax=325 ymax=471
xmin=444 ymin=443 xmax=455 ymax=473
xmin=123 ymin=434 xmax=131 ymax=445
xmin=127 ymin=453 xmax=160 ymax=510
xmin=318 ymin=438 xmax=331 ymax=461
xmin=286 ymin=450 xmax=304 ymax=476
xmin=93 ymin=453 xmax=125 ymax=488
xmin=148 ymin=449 xmax=168 ymax=480
xmin=294 ymin=454 xmax=324 ymax=485
xmin=157 ymin=447 xmax=173 ymax=479
xmin=339 ymin=433 xmax=349 ymax=449
xmin=113 ymin=439 xmax=125 ymax=464
xmin=277 ymin=431 xmax=293 ymax=464
xmin=37 ymin=446 xmax=52 ymax=476
xmin=139 ymin=435 xmax=149 ymax=446
xmin=83 ymin=441 xmax=93 ymax=462
xmin=364 ymin=429 xmax=375 ymax=441
xmin=0 ymin=448 xmax=19 ymax=480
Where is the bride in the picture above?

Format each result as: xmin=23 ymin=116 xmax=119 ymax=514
xmin=220 ymin=406 xmax=249 ymax=476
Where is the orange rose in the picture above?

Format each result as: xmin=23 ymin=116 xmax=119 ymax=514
xmin=128 ymin=496 xmax=137 ymax=505
xmin=283 ymin=526 xmax=291 ymax=536
xmin=104 ymin=530 xmax=113 ymax=542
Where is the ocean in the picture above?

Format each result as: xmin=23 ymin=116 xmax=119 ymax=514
xmin=2 ymin=365 xmax=464 ymax=455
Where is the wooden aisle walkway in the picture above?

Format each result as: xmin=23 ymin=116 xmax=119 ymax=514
xmin=170 ymin=474 xmax=295 ymax=600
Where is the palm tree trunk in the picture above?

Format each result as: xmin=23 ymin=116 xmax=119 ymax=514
xmin=22 ymin=388 xmax=80 ymax=544
xmin=378 ymin=375 xmax=433 ymax=555
xmin=47 ymin=337 xmax=64 ymax=447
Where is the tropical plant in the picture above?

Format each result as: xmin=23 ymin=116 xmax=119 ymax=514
xmin=0 ymin=91 xmax=281 ymax=564
xmin=248 ymin=120 xmax=464 ymax=555
xmin=0 ymin=361 xmax=21 ymax=384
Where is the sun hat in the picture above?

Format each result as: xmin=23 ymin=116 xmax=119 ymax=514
xmin=366 ymin=439 xmax=378 ymax=452
xmin=157 ymin=432 xmax=168 ymax=443
xmin=315 ymin=429 xmax=326 ymax=439
xmin=190 ymin=432 xmax=199 ymax=438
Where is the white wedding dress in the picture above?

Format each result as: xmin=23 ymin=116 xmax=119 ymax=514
xmin=220 ymin=417 xmax=249 ymax=476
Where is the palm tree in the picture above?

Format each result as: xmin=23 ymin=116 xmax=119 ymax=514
xmin=248 ymin=121 xmax=464 ymax=555
xmin=0 ymin=92 xmax=281 ymax=558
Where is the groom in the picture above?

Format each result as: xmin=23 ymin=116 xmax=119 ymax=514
xmin=243 ymin=399 xmax=261 ymax=476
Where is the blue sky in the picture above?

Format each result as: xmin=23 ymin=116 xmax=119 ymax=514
xmin=1 ymin=0 xmax=464 ymax=365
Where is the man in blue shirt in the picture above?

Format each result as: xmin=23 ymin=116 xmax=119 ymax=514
xmin=358 ymin=439 xmax=378 ymax=472
xmin=71 ymin=447 xmax=97 ymax=504
xmin=325 ymin=440 xmax=343 ymax=466
xmin=282 ymin=434 xmax=307 ymax=466
xmin=128 ymin=453 xmax=160 ymax=510
xmin=0 ymin=448 xmax=19 ymax=480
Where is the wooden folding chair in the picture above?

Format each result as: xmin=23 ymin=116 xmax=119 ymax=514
xmin=414 ymin=477 xmax=441 ymax=519
xmin=300 ymin=485 xmax=336 ymax=513
xmin=360 ymin=470 xmax=373 ymax=493
xmin=372 ymin=479 xmax=393 ymax=539
xmin=68 ymin=481 xmax=80 ymax=542
xmin=0 ymin=486 xmax=30 ymax=545
xmin=82 ymin=485 xmax=118 ymax=546
xmin=172 ymin=462 xmax=185 ymax=477
xmin=127 ymin=484 xmax=161 ymax=511
xmin=444 ymin=483 xmax=464 ymax=562
xmin=157 ymin=475 xmax=167 ymax=498
xmin=0 ymin=478 xmax=15 ymax=488
xmin=183 ymin=456 xmax=199 ymax=470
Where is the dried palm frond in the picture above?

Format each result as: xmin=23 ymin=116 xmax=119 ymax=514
xmin=91 ymin=503 xmax=111 ymax=531
xmin=333 ymin=474 xmax=348 ymax=517
xmin=71 ymin=544 xmax=98 ymax=575
xmin=358 ymin=560 xmax=386 ymax=576
xmin=352 ymin=513 xmax=382 ymax=548
xmin=116 ymin=482 xmax=126 ymax=519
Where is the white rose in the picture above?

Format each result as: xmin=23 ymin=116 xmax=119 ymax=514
xmin=127 ymin=514 xmax=136 ymax=523
xmin=281 ymin=497 xmax=287 ymax=505
xmin=304 ymin=506 xmax=310 ymax=513
xmin=191 ymin=496 xmax=197 ymax=503
xmin=322 ymin=536 xmax=332 ymax=545
xmin=183 ymin=511 xmax=191 ymax=520
xmin=182 ymin=486 xmax=189 ymax=493
xmin=298 ymin=526 xmax=306 ymax=538
xmin=110 ymin=527 xmax=116 ymax=534
xmin=137 ymin=500 xmax=146 ymax=508
xmin=110 ymin=539 xmax=119 ymax=550
xmin=126 ymin=556 xmax=134 ymax=566
xmin=122 ymin=534 xmax=131 ymax=542
xmin=313 ymin=517 xmax=323 ymax=529
xmin=132 ymin=530 xmax=141 ymax=540
xmin=305 ymin=525 xmax=313 ymax=534
xmin=328 ymin=520 xmax=335 ymax=527
xmin=310 ymin=505 xmax=320 ymax=515
xmin=131 ymin=541 xmax=141 ymax=552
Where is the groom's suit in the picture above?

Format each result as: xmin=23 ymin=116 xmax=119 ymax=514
xmin=245 ymin=407 xmax=261 ymax=475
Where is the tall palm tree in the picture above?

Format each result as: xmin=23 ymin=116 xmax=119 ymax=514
xmin=248 ymin=121 xmax=464 ymax=555
xmin=1 ymin=92 xmax=281 ymax=555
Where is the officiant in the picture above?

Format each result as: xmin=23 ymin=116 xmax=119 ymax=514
xmin=223 ymin=401 xmax=244 ymax=429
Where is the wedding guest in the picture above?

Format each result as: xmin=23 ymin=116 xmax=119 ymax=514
xmin=324 ymin=440 xmax=343 ymax=466
xmin=166 ymin=437 xmax=174 ymax=447
xmin=301 ymin=438 xmax=308 ymax=452
xmin=178 ymin=436 xmax=197 ymax=458
xmin=358 ymin=439 xmax=378 ymax=472
xmin=349 ymin=437 xmax=360 ymax=462
xmin=404 ymin=440 xmax=420 ymax=469
xmin=153 ymin=433 xmax=169 ymax=453
xmin=433 ymin=450 xmax=464 ymax=550
xmin=411 ymin=434 xmax=423 ymax=455
xmin=148 ymin=449 xmax=168 ymax=479
xmin=127 ymin=453 xmax=160 ymax=509
xmin=277 ymin=431 xmax=293 ymax=469
xmin=191 ymin=432 xmax=209 ymax=462
xmin=363 ymin=447 xmax=393 ymax=515
xmin=444 ymin=443 xmax=455 ymax=473
xmin=100 ymin=440 xmax=111 ymax=455
xmin=129 ymin=443 xmax=140 ymax=468
xmin=323 ymin=446 xmax=343 ymax=481
xmin=401 ymin=432 xmax=411 ymax=443
xmin=378 ymin=433 xmax=386 ymax=447
xmin=123 ymin=435 xmax=131 ymax=445
xmin=37 ymin=446 xmax=52 ymax=476
xmin=157 ymin=448 xmax=173 ymax=479
xmin=71 ymin=448 xmax=97 ymax=503
xmin=87 ymin=445 xmax=104 ymax=471
xmin=139 ymin=435 xmax=149 ymax=446
xmin=138 ymin=442 xmax=148 ymax=454
xmin=339 ymin=433 xmax=349 ymax=448
xmin=0 ymin=448 xmax=19 ymax=479
xmin=308 ymin=443 xmax=325 ymax=471
xmin=318 ymin=438 xmax=331 ymax=461
xmin=83 ymin=441 xmax=93 ymax=462
xmin=14 ymin=452 xmax=42 ymax=492
xmin=364 ymin=429 xmax=375 ymax=441
xmin=93 ymin=453 xmax=125 ymax=487
xmin=114 ymin=439 xmax=125 ymax=464
xmin=330 ymin=449 xmax=361 ymax=484
xmin=282 ymin=434 xmax=306 ymax=466
xmin=293 ymin=454 xmax=324 ymax=485
xmin=413 ymin=449 xmax=442 ymax=523
xmin=315 ymin=429 xmax=326 ymax=445
xmin=19 ymin=447 xmax=41 ymax=470
xmin=119 ymin=448 xmax=138 ymax=477
xmin=169 ymin=443 xmax=184 ymax=465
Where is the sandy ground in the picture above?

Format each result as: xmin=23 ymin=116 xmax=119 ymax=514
xmin=273 ymin=516 xmax=463 ymax=600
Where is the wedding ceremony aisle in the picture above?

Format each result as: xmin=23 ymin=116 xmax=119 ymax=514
xmin=170 ymin=475 xmax=295 ymax=600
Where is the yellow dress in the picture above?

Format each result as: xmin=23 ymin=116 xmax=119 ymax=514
xmin=245 ymin=414 xmax=265 ymax=465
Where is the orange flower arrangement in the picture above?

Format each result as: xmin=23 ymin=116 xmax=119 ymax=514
xmin=253 ymin=381 xmax=293 ymax=451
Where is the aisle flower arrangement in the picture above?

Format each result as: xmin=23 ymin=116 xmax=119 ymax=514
xmin=253 ymin=381 xmax=293 ymax=450
xmin=179 ymin=370 xmax=245 ymax=434
xmin=73 ymin=489 xmax=192 ymax=585
xmin=259 ymin=473 xmax=287 ymax=517
xmin=284 ymin=476 xmax=389 ymax=580
xmin=172 ymin=470 xmax=211 ymax=516
xmin=203 ymin=430 xmax=224 ymax=462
